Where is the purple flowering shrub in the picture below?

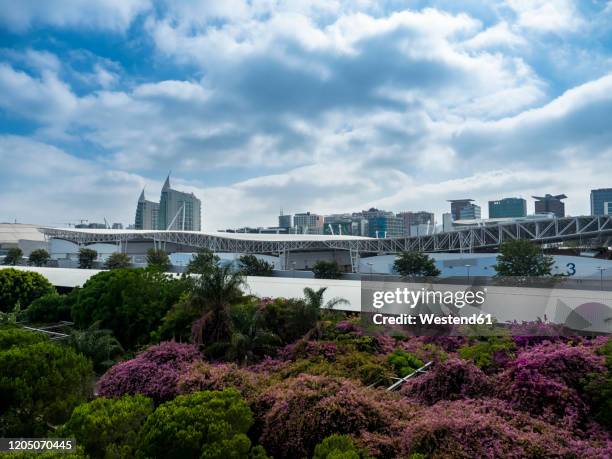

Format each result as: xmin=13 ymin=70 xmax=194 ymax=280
xmin=400 ymin=399 xmax=610 ymax=458
xmin=497 ymin=342 xmax=605 ymax=427
xmin=253 ymin=374 xmax=413 ymax=459
xmin=97 ymin=342 xmax=201 ymax=403
xmin=277 ymin=339 xmax=339 ymax=361
xmin=508 ymin=320 xmax=580 ymax=347
xmin=401 ymin=358 xmax=492 ymax=405
xmin=177 ymin=361 xmax=267 ymax=402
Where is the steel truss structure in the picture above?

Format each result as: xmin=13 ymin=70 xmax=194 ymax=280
xmin=41 ymin=215 xmax=612 ymax=272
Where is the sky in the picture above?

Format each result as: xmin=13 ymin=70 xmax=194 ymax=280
xmin=0 ymin=0 xmax=611 ymax=230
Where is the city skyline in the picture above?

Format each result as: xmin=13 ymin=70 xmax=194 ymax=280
xmin=1 ymin=1 xmax=612 ymax=229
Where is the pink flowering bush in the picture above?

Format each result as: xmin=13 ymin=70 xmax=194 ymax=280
xmin=400 ymin=399 xmax=610 ymax=458
xmin=508 ymin=320 xmax=580 ymax=347
xmin=496 ymin=342 xmax=605 ymax=428
xmin=97 ymin=342 xmax=201 ymax=403
xmin=277 ymin=339 xmax=339 ymax=361
xmin=177 ymin=361 xmax=267 ymax=402
xmin=401 ymin=358 xmax=492 ymax=405
xmin=253 ymin=374 xmax=412 ymax=458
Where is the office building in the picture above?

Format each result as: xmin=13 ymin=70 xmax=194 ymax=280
xmin=278 ymin=212 xmax=292 ymax=229
xmin=397 ymin=211 xmax=435 ymax=236
xmin=111 ymin=223 xmax=123 ymax=229
xmin=323 ymin=214 xmax=368 ymax=236
xmin=459 ymin=203 xmax=481 ymax=220
xmin=293 ymin=212 xmax=324 ymax=233
xmin=367 ymin=215 xmax=404 ymax=238
xmin=533 ymin=194 xmax=567 ymax=218
xmin=157 ymin=175 xmax=202 ymax=231
xmin=135 ymin=190 xmax=160 ymax=230
xmin=488 ymin=197 xmax=527 ymax=219
xmin=448 ymin=199 xmax=475 ymax=221
xmin=590 ymin=188 xmax=612 ymax=216
xmin=135 ymin=176 xmax=202 ymax=231
xmin=442 ymin=213 xmax=453 ymax=232
xmin=606 ymin=202 xmax=612 ymax=216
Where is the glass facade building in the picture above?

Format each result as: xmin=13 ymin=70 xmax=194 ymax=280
xmin=488 ymin=197 xmax=527 ymax=218
xmin=458 ymin=203 xmax=481 ymax=220
xmin=591 ymin=188 xmax=612 ymax=216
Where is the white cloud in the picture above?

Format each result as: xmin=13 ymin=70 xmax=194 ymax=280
xmin=505 ymin=0 xmax=584 ymax=32
xmin=0 ymin=0 xmax=151 ymax=32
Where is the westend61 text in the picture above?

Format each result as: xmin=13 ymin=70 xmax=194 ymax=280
xmin=372 ymin=313 xmax=494 ymax=326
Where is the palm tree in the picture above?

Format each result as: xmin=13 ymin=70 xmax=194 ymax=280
xmin=69 ymin=323 xmax=124 ymax=373
xmin=190 ymin=265 xmax=245 ymax=348
xmin=301 ymin=287 xmax=349 ymax=340
xmin=226 ymin=306 xmax=281 ymax=365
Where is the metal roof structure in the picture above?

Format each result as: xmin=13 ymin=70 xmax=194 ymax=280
xmin=41 ymin=215 xmax=612 ymax=258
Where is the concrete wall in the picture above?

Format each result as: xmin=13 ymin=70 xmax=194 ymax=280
xmin=3 ymin=266 xmax=362 ymax=311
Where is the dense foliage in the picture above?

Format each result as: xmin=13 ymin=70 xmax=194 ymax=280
xmin=97 ymin=341 xmax=201 ymax=403
xmin=28 ymin=248 xmax=50 ymax=267
xmin=78 ymin=248 xmax=97 ymax=269
xmin=393 ymin=251 xmax=441 ymax=278
xmin=1 ymin=264 xmax=611 ymax=458
xmin=60 ymin=394 xmax=154 ymax=458
xmin=2 ymin=247 xmax=23 ymax=265
xmin=0 ymin=268 xmax=55 ymax=312
xmin=0 ymin=328 xmax=93 ymax=436
xmin=494 ymin=239 xmax=554 ymax=277
xmin=104 ymin=252 xmax=132 ymax=269
xmin=238 ymin=254 xmax=274 ymax=277
xmin=24 ymin=292 xmax=72 ymax=323
xmin=312 ymin=260 xmax=343 ymax=279
xmin=146 ymin=248 xmax=170 ymax=271
xmin=70 ymin=268 xmax=185 ymax=349
xmin=186 ymin=249 xmax=219 ymax=275
xmin=137 ymin=389 xmax=255 ymax=459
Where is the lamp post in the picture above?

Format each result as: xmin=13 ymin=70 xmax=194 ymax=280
xmin=465 ymin=264 xmax=472 ymax=282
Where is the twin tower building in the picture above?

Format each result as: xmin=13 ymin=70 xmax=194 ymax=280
xmin=135 ymin=175 xmax=202 ymax=231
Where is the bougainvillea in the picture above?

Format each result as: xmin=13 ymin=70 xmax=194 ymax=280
xmin=508 ymin=320 xmax=580 ymax=347
xmin=177 ymin=361 xmax=268 ymax=402
xmin=278 ymin=339 xmax=339 ymax=361
xmin=253 ymin=375 xmax=412 ymax=459
xmin=496 ymin=342 xmax=605 ymax=428
xmin=401 ymin=358 xmax=492 ymax=405
xmin=400 ymin=399 xmax=610 ymax=458
xmin=97 ymin=342 xmax=201 ymax=403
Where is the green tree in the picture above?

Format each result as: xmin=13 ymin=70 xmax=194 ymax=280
xmin=0 ymin=330 xmax=93 ymax=436
xmin=187 ymin=249 xmax=220 ymax=275
xmin=0 ymin=326 xmax=46 ymax=348
xmin=190 ymin=266 xmax=245 ymax=352
xmin=393 ymin=251 xmax=441 ymax=278
xmin=226 ymin=301 xmax=282 ymax=365
xmin=153 ymin=294 xmax=201 ymax=342
xmin=494 ymin=239 xmax=554 ymax=277
xmin=303 ymin=287 xmax=349 ymax=311
xmin=0 ymin=268 xmax=55 ymax=312
xmin=70 ymin=269 xmax=186 ymax=350
xmin=28 ymin=248 xmax=50 ymax=267
xmin=312 ymin=260 xmax=343 ymax=279
xmin=68 ymin=324 xmax=124 ymax=374
xmin=137 ymin=389 xmax=254 ymax=459
xmin=61 ymin=394 xmax=154 ymax=459
xmin=25 ymin=292 xmax=72 ymax=323
xmin=3 ymin=247 xmax=23 ymax=265
xmin=313 ymin=434 xmax=371 ymax=459
xmin=104 ymin=252 xmax=132 ymax=270
xmin=78 ymin=248 xmax=98 ymax=269
xmin=387 ymin=349 xmax=424 ymax=377
xmin=238 ymin=254 xmax=274 ymax=277
xmin=146 ymin=248 xmax=171 ymax=272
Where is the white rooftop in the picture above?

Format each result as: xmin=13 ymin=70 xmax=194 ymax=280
xmin=43 ymin=227 xmax=375 ymax=242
